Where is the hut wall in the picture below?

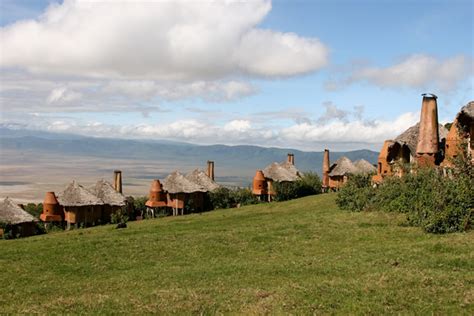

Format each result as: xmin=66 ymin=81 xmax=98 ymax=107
xmin=191 ymin=192 xmax=205 ymax=212
xmin=18 ymin=222 xmax=36 ymax=237
xmin=329 ymin=176 xmax=344 ymax=190
xmin=267 ymin=180 xmax=275 ymax=196
xmin=167 ymin=193 xmax=186 ymax=209
xmin=3 ymin=222 xmax=37 ymax=238
xmin=102 ymin=205 xmax=121 ymax=223
xmin=64 ymin=205 xmax=103 ymax=226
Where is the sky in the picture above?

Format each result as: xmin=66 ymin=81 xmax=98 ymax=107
xmin=0 ymin=0 xmax=472 ymax=151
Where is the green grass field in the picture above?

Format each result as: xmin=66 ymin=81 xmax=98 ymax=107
xmin=1 ymin=194 xmax=473 ymax=314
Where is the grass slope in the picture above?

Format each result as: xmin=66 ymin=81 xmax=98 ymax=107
xmin=1 ymin=194 xmax=473 ymax=314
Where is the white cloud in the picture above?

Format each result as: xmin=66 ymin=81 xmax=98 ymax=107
xmin=224 ymin=120 xmax=251 ymax=132
xmin=1 ymin=111 xmax=421 ymax=151
xmin=326 ymin=54 xmax=473 ymax=92
xmin=47 ymin=87 xmax=82 ymax=103
xmin=236 ymin=29 xmax=328 ymax=77
xmin=281 ymin=112 xmax=420 ymax=145
xmin=0 ymin=0 xmax=328 ymax=80
xmin=102 ymin=80 xmax=257 ymax=102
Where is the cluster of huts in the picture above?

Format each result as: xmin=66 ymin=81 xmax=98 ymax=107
xmin=372 ymin=95 xmax=473 ymax=183
xmin=321 ymin=153 xmax=377 ymax=191
xmin=0 ymin=162 xmax=221 ymax=238
xmin=145 ymin=161 xmax=219 ymax=217
xmin=1 ymin=94 xmax=472 ymax=238
xmin=251 ymin=153 xmax=301 ymax=201
xmin=250 ymin=152 xmax=376 ymax=199
xmin=0 ymin=178 xmax=127 ymax=237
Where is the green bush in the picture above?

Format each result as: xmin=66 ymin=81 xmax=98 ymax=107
xmin=209 ymin=187 xmax=236 ymax=209
xmin=132 ymin=196 xmax=148 ymax=217
xmin=273 ymin=172 xmax=322 ymax=202
xmin=111 ymin=206 xmax=129 ymax=226
xmin=24 ymin=203 xmax=43 ymax=218
xmin=336 ymin=161 xmax=473 ymax=233
xmin=209 ymin=187 xmax=260 ymax=210
xmin=336 ymin=174 xmax=374 ymax=212
xmin=233 ymin=188 xmax=260 ymax=206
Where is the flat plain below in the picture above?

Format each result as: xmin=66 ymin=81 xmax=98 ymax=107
xmin=1 ymin=194 xmax=473 ymax=314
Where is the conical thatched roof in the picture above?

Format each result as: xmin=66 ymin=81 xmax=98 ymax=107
xmin=58 ymin=180 xmax=104 ymax=207
xmin=163 ymin=171 xmax=207 ymax=194
xmin=394 ymin=123 xmax=449 ymax=155
xmin=0 ymin=197 xmax=37 ymax=225
xmin=88 ymin=180 xmax=126 ymax=207
xmin=353 ymin=159 xmax=377 ymax=174
xmin=185 ymin=169 xmax=220 ymax=192
xmin=328 ymin=156 xmax=358 ymax=177
xmin=263 ymin=161 xmax=301 ymax=182
xmin=456 ymin=101 xmax=474 ymax=127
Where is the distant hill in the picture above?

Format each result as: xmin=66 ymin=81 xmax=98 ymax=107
xmin=0 ymin=127 xmax=379 ymax=176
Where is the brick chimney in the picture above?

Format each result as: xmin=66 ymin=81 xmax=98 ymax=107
xmin=114 ymin=170 xmax=122 ymax=193
xmin=40 ymin=192 xmax=63 ymax=222
xmin=443 ymin=120 xmax=461 ymax=167
xmin=207 ymin=161 xmax=215 ymax=181
xmin=322 ymin=149 xmax=330 ymax=189
xmin=252 ymin=170 xmax=268 ymax=195
xmin=416 ymin=93 xmax=440 ymax=167
xmin=287 ymin=153 xmax=295 ymax=165
xmin=145 ymin=180 xmax=167 ymax=208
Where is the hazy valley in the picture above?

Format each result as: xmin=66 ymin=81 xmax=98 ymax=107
xmin=0 ymin=127 xmax=378 ymax=202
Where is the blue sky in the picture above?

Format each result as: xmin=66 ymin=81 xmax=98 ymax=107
xmin=0 ymin=0 xmax=472 ymax=150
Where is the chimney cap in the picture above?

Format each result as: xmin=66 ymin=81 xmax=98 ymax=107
xmin=114 ymin=170 xmax=122 ymax=173
xmin=421 ymin=93 xmax=437 ymax=99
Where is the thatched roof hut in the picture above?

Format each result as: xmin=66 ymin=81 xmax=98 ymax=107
xmin=88 ymin=180 xmax=126 ymax=207
xmin=263 ymin=161 xmax=301 ymax=182
xmin=328 ymin=156 xmax=359 ymax=177
xmin=456 ymin=101 xmax=474 ymax=128
xmin=58 ymin=180 xmax=104 ymax=207
xmin=163 ymin=171 xmax=207 ymax=194
xmin=185 ymin=169 xmax=220 ymax=192
xmin=393 ymin=123 xmax=449 ymax=155
xmin=354 ymin=159 xmax=377 ymax=174
xmin=0 ymin=197 xmax=38 ymax=225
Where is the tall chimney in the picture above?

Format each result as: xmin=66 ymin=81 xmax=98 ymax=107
xmin=252 ymin=170 xmax=267 ymax=196
xmin=145 ymin=180 xmax=167 ymax=208
xmin=287 ymin=153 xmax=295 ymax=165
xmin=322 ymin=149 xmax=330 ymax=189
xmin=114 ymin=170 xmax=122 ymax=193
xmin=40 ymin=192 xmax=63 ymax=222
xmin=207 ymin=161 xmax=215 ymax=181
xmin=416 ymin=93 xmax=440 ymax=166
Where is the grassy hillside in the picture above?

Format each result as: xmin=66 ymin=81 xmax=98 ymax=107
xmin=1 ymin=194 xmax=473 ymax=314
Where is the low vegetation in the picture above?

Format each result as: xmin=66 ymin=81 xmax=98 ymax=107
xmin=337 ymin=158 xmax=473 ymax=233
xmin=273 ymin=171 xmax=322 ymax=202
xmin=23 ymin=203 xmax=43 ymax=218
xmin=1 ymin=194 xmax=472 ymax=314
xmin=208 ymin=187 xmax=260 ymax=209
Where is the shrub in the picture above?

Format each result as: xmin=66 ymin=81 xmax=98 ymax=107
xmin=336 ymin=174 xmax=374 ymax=212
xmin=209 ymin=187 xmax=260 ymax=210
xmin=24 ymin=203 xmax=43 ymax=218
xmin=111 ymin=206 xmax=129 ymax=226
xmin=273 ymin=181 xmax=299 ymax=202
xmin=336 ymin=159 xmax=473 ymax=233
xmin=132 ymin=196 xmax=148 ymax=217
xmin=209 ymin=187 xmax=237 ymax=209
xmin=233 ymin=188 xmax=260 ymax=206
xmin=273 ymin=172 xmax=322 ymax=202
